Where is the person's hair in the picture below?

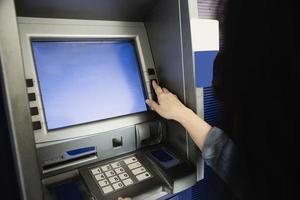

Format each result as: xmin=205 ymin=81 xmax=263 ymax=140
xmin=212 ymin=0 xmax=298 ymax=199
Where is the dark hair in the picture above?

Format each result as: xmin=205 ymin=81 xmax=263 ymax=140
xmin=213 ymin=0 xmax=299 ymax=199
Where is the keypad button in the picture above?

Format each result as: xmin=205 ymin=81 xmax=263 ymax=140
xmin=105 ymin=170 xmax=116 ymax=177
xmin=115 ymin=167 xmax=125 ymax=174
xmin=102 ymin=185 xmax=114 ymax=194
xmin=122 ymin=178 xmax=134 ymax=186
xmin=112 ymin=182 xmax=124 ymax=190
xmin=127 ymin=161 xmax=142 ymax=170
xmin=111 ymin=162 xmax=121 ymax=168
xmin=98 ymin=179 xmax=109 ymax=187
xmin=118 ymin=172 xmax=129 ymax=180
xmin=95 ymin=173 xmax=105 ymax=181
xmin=131 ymin=167 xmax=146 ymax=175
xmin=91 ymin=168 xmax=101 ymax=175
xmin=123 ymin=157 xmax=138 ymax=164
xmin=109 ymin=176 xmax=120 ymax=184
xmin=101 ymin=164 xmax=111 ymax=172
xmin=136 ymin=172 xmax=151 ymax=181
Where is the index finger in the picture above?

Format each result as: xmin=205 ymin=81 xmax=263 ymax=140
xmin=152 ymin=80 xmax=163 ymax=95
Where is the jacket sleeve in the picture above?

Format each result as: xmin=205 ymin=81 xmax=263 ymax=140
xmin=201 ymin=127 xmax=252 ymax=200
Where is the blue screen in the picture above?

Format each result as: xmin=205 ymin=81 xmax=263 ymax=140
xmin=32 ymin=40 xmax=147 ymax=130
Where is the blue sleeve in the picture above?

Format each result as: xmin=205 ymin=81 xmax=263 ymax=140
xmin=202 ymin=127 xmax=252 ymax=200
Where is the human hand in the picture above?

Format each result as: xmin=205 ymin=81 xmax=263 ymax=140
xmin=146 ymin=81 xmax=190 ymax=122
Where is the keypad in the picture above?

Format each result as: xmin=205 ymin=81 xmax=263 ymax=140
xmin=89 ymin=156 xmax=152 ymax=195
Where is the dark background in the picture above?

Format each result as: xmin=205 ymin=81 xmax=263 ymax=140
xmin=0 ymin=79 xmax=20 ymax=199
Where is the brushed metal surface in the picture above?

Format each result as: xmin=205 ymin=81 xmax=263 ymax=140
xmin=0 ymin=0 xmax=43 ymax=199
xmin=145 ymin=0 xmax=189 ymax=157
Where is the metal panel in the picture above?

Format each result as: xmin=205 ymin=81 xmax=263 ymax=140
xmin=179 ymin=0 xmax=205 ymax=184
xmin=145 ymin=0 xmax=189 ymax=156
xmin=39 ymin=126 xmax=137 ymax=176
xmin=0 ymin=0 xmax=43 ymax=199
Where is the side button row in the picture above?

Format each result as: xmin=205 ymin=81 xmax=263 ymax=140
xmin=26 ymin=79 xmax=42 ymax=131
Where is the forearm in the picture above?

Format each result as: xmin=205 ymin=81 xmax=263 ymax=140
xmin=202 ymin=127 xmax=252 ymax=200
xmin=175 ymin=108 xmax=212 ymax=150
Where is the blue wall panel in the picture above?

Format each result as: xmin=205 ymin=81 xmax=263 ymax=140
xmin=195 ymin=51 xmax=218 ymax=88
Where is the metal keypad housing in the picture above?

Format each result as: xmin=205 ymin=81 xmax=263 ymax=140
xmin=89 ymin=156 xmax=152 ymax=195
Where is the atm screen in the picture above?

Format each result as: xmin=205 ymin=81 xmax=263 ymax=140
xmin=31 ymin=40 xmax=147 ymax=130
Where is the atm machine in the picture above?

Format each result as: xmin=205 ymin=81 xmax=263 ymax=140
xmin=0 ymin=0 xmax=219 ymax=200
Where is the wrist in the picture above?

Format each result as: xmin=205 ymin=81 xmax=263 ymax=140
xmin=174 ymin=107 xmax=194 ymax=124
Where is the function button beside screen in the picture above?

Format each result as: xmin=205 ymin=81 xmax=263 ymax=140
xmin=123 ymin=157 xmax=138 ymax=164
xmin=111 ymin=162 xmax=121 ymax=168
xmin=122 ymin=178 xmax=134 ymax=186
xmin=148 ymin=68 xmax=156 ymax=75
xmin=91 ymin=167 xmax=101 ymax=175
xmin=28 ymin=93 xmax=36 ymax=101
xmin=32 ymin=121 xmax=41 ymax=130
xmin=95 ymin=173 xmax=105 ymax=181
xmin=115 ymin=167 xmax=125 ymax=174
xmin=98 ymin=179 xmax=109 ymax=187
xmin=112 ymin=182 xmax=124 ymax=190
xmin=136 ymin=172 xmax=151 ymax=181
xmin=26 ymin=79 xmax=34 ymax=87
xmin=101 ymin=164 xmax=112 ymax=172
xmin=127 ymin=161 xmax=142 ymax=170
xmin=131 ymin=167 xmax=146 ymax=175
xmin=109 ymin=176 xmax=120 ymax=184
xmin=102 ymin=185 xmax=114 ymax=194
xmin=30 ymin=107 xmax=39 ymax=116
xmin=105 ymin=170 xmax=116 ymax=177
xmin=118 ymin=172 xmax=129 ymax=180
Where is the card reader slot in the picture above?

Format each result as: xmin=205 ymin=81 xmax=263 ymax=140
xmin=43 ymin=152 xmax=98 ymax=174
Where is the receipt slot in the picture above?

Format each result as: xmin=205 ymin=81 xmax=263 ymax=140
xmin=0 ymin=0 xmax=218 ymax=199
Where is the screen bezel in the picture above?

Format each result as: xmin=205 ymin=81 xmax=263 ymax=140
xmin=31 ymin=39 xmax=149 ymax=132
xmin=18 ymin=17 xmax=157 ymax=144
